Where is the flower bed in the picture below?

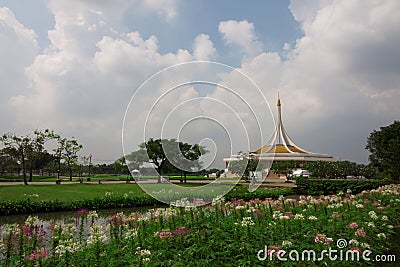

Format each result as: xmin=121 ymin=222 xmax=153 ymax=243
xmin=0 ymin=185 xmax=399 ymax=266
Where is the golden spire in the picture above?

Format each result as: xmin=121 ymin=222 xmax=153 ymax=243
xmin=277 ymin=92 xmax=281 ymax=106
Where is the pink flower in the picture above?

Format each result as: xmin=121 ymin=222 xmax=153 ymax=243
xmin=332 ymin=212 xmax=340 ymax=218
xmin=267 ymin=245 xmax=282 ymax=256
xmin=314 ymin=234 xmax=333 ymax=244
xmin=29 ymin=248 xmax=48 ymax=261
xmin=284 ymin=212 xmax=294 ymax=218
xmin=355 ymin=228 xmax=367 ymax=237
xmin=377 ymin=206 xmax=386 ymax=210
xmin=173 ymin=226 xmax=189 ymax=236
xmin=253 ymin=210 xmax=263 ymax=218
xmin=350 ymin=247 xmax=362 ymax=254
xmin=155 ymin=228 xmax=173 ymax=239
xmin=349 ymin=222 xmax=359 ymax=229
xmin=363 ymin=199 xmax=370 ymax=204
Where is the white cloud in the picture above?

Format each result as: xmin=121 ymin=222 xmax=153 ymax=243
xmin=218 ymin=19 xmax=262 ymax=59
xmin=138 ymin=0 xmax=178 ymax=22
xmin=193 ymin=34 xmax=217 ymax=61
xmin=0 ymin=7 xmax=39 ymax=131
xmin=6 ymin=0 xmax=193 ymax=162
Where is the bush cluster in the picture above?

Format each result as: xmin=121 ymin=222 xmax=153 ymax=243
xmin=296 ymin=177 xmax=390 ymax=195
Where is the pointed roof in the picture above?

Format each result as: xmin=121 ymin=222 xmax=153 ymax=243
xmin=252 ymin=94 xmax=339 ymax=162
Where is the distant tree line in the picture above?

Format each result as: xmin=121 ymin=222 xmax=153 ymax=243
xmin=0 ymin=129 xmax=83 ymax=184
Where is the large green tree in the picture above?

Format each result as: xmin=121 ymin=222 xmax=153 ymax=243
xmin=126 ymin=138 xmax=206 ymax=183
xmin=366 ymin=120 xmax=400 ymax=181
xmin=58 ymin=137 xmax=83 ymax=181
xmin=0 ymin=129 xmax=56 ymax=184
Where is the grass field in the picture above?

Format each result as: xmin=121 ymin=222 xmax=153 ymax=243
xmin=0 ymin=182 xmax=256 ymax=202
xmin=0 ymin=183 xmax=146 ymax=202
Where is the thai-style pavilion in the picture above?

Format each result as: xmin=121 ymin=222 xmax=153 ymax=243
xmin=223 ymin=94 xmax=339 ymax=178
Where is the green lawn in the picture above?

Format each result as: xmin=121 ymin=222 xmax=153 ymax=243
xmin=0 ymin=183 xmax=147 ymax=202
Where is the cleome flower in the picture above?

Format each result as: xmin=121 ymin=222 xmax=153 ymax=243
xmin=355 ymin=228 xmax=367 ymax=237
xmin=282 ymin=240 xmax=293 ymax=247
xmin=87 ymin=223 xmax=108 ymax=245
xmin=349 ymin=222 xmax=359 ymax=229
xmin=294 ymin=214 xmax=305 ymax=220
xmin=368 ymin=211 xmax=378 ymax=220
xmin=237 ymin=217 xmax=255 ymax=227
xmin=314 ymin=234 xmax=333 ymax=244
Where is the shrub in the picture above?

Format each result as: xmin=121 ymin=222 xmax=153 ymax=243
xmin=296 ymin=176 xmax=390 ymax=195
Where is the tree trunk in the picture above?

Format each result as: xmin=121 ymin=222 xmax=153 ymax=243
xmin=21 ymin=158 xmax=28 ymax=185
xmin=29 ymin=162 xmax=33 ymax=182
xmin=69 ymin=164 xmax=73 ymax=181
xmin=184 ymin=172 xmax=187 ymax=183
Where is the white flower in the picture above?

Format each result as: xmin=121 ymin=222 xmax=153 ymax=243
xmin=240 ymin=217 xmax=255 ymax=227
xmin=211 ymin=196 xmax=225 ymax=206
xmin=367 ymin=222 xmax=375 ymax=228
xmin=349 ymin=239 xmax=359 ymax=246
xmin=246 ymin=207 xmax=256 ymax=213
xmin=308 ymin=215 xmax=318 ymax=220
xmin=89 ymin=211 xmax=99 ymax=219
xmin=124 ymin=229 xmax=138 ymax=239
xmin=25 ymin=216 xmax=40 ymax=225
xmin=387 ymin=225 xmax=394 ymax=229
xmin=369 ymin=211 xmax=378 ymax=220
xmin=136 ymin=247 xmax=151 ymax=256
xmin=282 ymin=240 xmax=292 ymax=246
xmin=105 ymin=191 xmax=113 ymax=197
xmin=347 ymin=189 xmax=352 ymax=194
xmin=355 ymin=204 xmax=364 ymax=209
xmin=87 ymin=223 xmax=108 ymax=245
xmin=381 ymin=215 xmax=389 ymax=221
xmin=294 ymin=214 xmax=304 ymax=220
xmin=279 ymin=215 xmax=290 ymax=220
xmin=360 ymin=243 xmax=370 ymax=248
xmin=377 ymin=233 xmax=386 ymax=239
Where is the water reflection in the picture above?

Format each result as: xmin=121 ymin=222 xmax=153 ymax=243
xmin=0 ymin=206 xmax=164 ymax=225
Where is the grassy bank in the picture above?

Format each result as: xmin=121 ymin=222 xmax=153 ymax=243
xmin=0 ymin=183 xmax=292 ymax=215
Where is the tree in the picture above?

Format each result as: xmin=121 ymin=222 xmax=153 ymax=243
xmin=0 ymin=148 xmax=18 ymax=175
xmin=172 ymin=141 xmax=206 ymax=183
xmin=228 ymin=154 xmax=258 ymax=181
xmin=366 ymin=121 xmax=400 ymax=181
xmin=0 ymin=133 xmax=31 ymax=184
xmin=58 ymin=137 xmax=83 ymax=181
xmin=126 ymin=138 xmax=207 ymax=183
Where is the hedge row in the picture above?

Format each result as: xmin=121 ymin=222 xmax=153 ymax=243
xmin=0 ymin=188 xmax=292 ymax=216
xmin=295 ymin=176 xmax=390 ymax=195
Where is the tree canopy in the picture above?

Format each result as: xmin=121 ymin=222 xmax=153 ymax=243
xmin=366 ymin=120 xmax=400 ymax=181
xmin=125 ymin=138 xmax=207 ymax=183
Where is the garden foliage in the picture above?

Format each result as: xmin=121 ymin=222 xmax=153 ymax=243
xmin=0 ymin=184 xmax=399 ymax=266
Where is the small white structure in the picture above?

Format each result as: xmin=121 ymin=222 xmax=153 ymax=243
xmin=131 ymin=169 xmax=141 ymax=177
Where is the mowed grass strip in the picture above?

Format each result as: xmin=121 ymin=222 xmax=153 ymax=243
xmin=0 ymin=184 xmax=146 ymax=202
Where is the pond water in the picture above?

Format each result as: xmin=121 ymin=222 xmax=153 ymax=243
xmin=0 ymin=205 xmax=163 ymax=225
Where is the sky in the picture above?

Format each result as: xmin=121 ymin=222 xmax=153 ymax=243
xmin=0 ymin=0 xmax=399 ymax=168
